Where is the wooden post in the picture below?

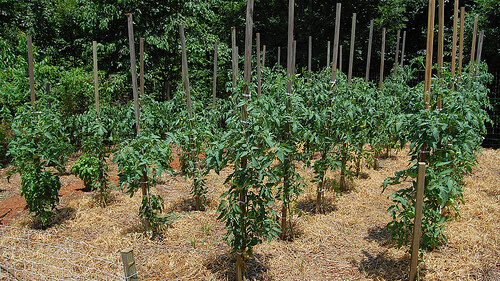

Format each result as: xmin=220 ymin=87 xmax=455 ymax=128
xmin=327 ymin=41 xmax=331 ymax=67
xmin=121 ymin=249 xmax=138 ymax=281
xmin=140 ymin=38 xmax=145 ymax=98
xmin=126 ymin=13 xmax=141 ymax=135
xmin=437 ymin=0 xmax=444 ymax=109
xmin=400 ymin=31 xmax=406 ymax=68
xmin=92 ymin=41 xmax=100 ymax=117
xmin=394 ymin=29 xmax=401 ymax=76
xmin=293 ymin=40 xmax=297 ymax=75
xmin=379 ymin=28 xmax=386 ymax=89
xmin=262 ymin=45 xmax=266 ymax=67
xmin=475 ymin=30 xmax=484 ymax=81
xmin=470 ymin=15 xmax=478 ymax=65
xmin=458 ymin=7 xmax=465 ymax=82
xmin=308 ymin=35 xmax=312 ymax=72
xmin=348 ymin=13 xmax=356 ymax=85
xmin=237 ymin=0 xmax=254 ymax=279
xmin=277 ymin=46 xmax=281 ymax=67
xmin=27 ymin=35 xmax=36 ymax=109
xmin=231 ymin=27 xmax=237 ymax=88
xmin=423 ymin=0 xmax=435 ymax=111
xmin=409 ymin=162 xmax=426 ymax=281
xmin=365 ymin=20 xmax=374 ymax=83
xmin=257 ymin=33 xmax=262 ymax=97
xmin=331 ymin=3 xmax=341 ymax=82
xmin=451 ymin=0 xmax=459 ymax=90
xmin=339 ymin=45 xmax=343 ymax=73
xmin=212 ymin=42 xmax=218 ymax=107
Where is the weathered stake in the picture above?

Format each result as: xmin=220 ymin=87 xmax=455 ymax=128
xmin=308 ymin=35 xmax=312 ymax=72
xmin=365 ymin=20 xmax=374 ymax=83
xmin=257 ymin=33 xmax=262 ymax=97
xmin=231 ymin=27 xmax=237 ymax=88
xmin=409 ymin=162 xmax=427 ymax=281
xmin=327 ymin=41 xmax=331 ymax=68
xmin=458 ymin=7 xmax=465 ymax=82
xmin=262 ymin=45 xmax=266 ymax=67
xmin=277 ymin=46 xmax=281 ymax=67
xmin=379 ymin=28 xmax=386 ymax=89
xmin=212 ymin=42 xmax=218 ymax=107
xmin=140 ymin=38 xmax=145 ymax=98
xmin=27 ymin=35 xmax=35 ymax=109
xmin=92 ymin=41 xmax=100 ymax=117
xmin=451 ymin=0 xmax=459 ymax=90
xmin=437 ymin=0 xmax=444 ymax=109
xmin=400 ymin=31 xmax=407 ymax=68
xmin=126 ymin=13 xmax=141 ymax=135
xmin=423 ymin=0 xmax=435 ymax=110
xmin=394 ymin=29 xmax=400 ymax=76
xmin=347 ymin=13 xmax=356 ymax=85
xmin=121 ymin=249 xmax=138 ymax=281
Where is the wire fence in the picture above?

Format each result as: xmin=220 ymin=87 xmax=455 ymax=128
xmin=0 ymin=225 xmax=124 ymax=281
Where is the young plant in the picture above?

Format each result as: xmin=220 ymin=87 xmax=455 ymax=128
xmin=8 ymin=102 xmax=73 ymax=225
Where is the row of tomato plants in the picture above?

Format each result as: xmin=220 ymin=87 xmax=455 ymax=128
xmin=6 ymin=58 xmax=492 ymax=259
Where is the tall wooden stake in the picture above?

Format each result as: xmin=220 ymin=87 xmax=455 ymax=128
xmin=277 ymin=46 xmax=281 ymax=67
xmin=451 ymin=0 xmax=459 ymax=90
xmin=92 ymin=41 xmax=100 ymax=117
xmin=339 ymin=45 xmax=343 ymax=73
xmin=327 ymin=41 xmax=331 ymax=67
xmin=140 ymin=38 xmax=145 ymax=99
xmin=126 ymin=14 xmax=141 ymax=135
xmin=347 ymin=13 xmax=356 ymax=85
xmin=212 ymin=42 xmax=218 ymax=107
xmin=379 ymin=28 xmax=386 ymax=89
xmin=458 ymin=7 xmax=465 ymax=82
xmin=468 ymin=15 xmax=478 ymax=89
xmin=232 ymin=27 xmax=237 ymax=88
xmin=365 ymin=20 xmax=374 ymax=83
xmin=257 ymin=33 xmax=262 ymax=97
xmin=27 ymin=35 xmax=35 ymax=109
xmin=400 ymin=31 xmax=407 ymax=68
xmin=394 ymin=29 xmax=401 ymax=76
xmin=475 ymin=30 xmax=484 ymax=81
xmin=293 ymin=40 xmax=297 ymax=75
xmin=409 ymin=162 xmax=427 ymax=281
xmin=437 ymin=0 xmax=444 ymax=109
xmin=308 ymin=35 xmax=312 ymax=72
xmin=423 ymin=0 xmax=435 ymax=110
xmin=237 ymin=0 xmax=254 ymax=279
xmin=282 ymin=0 xmax=295 ymax=240
xmin=262 ymin=45 xmax=266 ymax=67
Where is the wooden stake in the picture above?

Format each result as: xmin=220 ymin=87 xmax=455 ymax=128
xmin=277 ymin=46 xmax=281 ymax=67
xmin=262 ymin=45 xmax=266 ymax=67
xmin=451 ymin=0 xmax=459 ymax=90
xmin=293 ymin=40 xmax=297 ymax=75
xmin=126 ymin=13 xmax=141 ymax=135
xmin=379 ymin=28 xmax=386 ymax=89
xmin=423 ymin=0 xmax=435 ymax=109
xmin=327 ymin=41 xmax=331 ymax=67
xmin=409 ymin=162 xmax=426 ymax=281
xmin=27 ymin=35 xmax=35 ymax=109
xmin=237 ymin=0 xmax=254 ymax=279
xmin=121 ymin=249 xmax=138 ymax=281
xmin=180 ymin=25 xmax=193 ymax=119
xmin=475 ymin=30 xmax=484 ymax=81
xmin=140 ymin=38 xmax=145 ymax=98
xmin=365 ymin=20 xmax=374 ymax=83
xmin=257 ymin=33 xmax=262 ymax=97
xmin=348 ymin=13 xmax=356 ymax=85
xmin=308 ymin=35 xmax=312 ymax=72
xmin=330 ymin=3 xmax=341 ymax=81
xmin=458 ymin=7 xmax=465 ymax=82
xmin=92 ymin=41 xmax=100 ymax=117
xmin=437 ymin=0 xmax=444 ymax=109
xmin=231 ymin=27 xmax=237 ymax=88
xmin=400 ymin=31 xmax=406 ymax=68
xmin=339 ymin=45 xmax=343 ymax=73
xmin=470 ymin=15 xmax=478 ymax=64
xmin=394 ymin=29 xmax=401 ymax=76
xmin=212 ymin=42 xmax=218 ymax=107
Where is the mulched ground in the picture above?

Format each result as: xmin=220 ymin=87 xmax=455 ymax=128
xmin=0 ymin=147 xmax=498 ymax=280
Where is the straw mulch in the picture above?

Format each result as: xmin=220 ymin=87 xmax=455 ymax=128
xmin=0 ymin=147 xmax=498 ymax=280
